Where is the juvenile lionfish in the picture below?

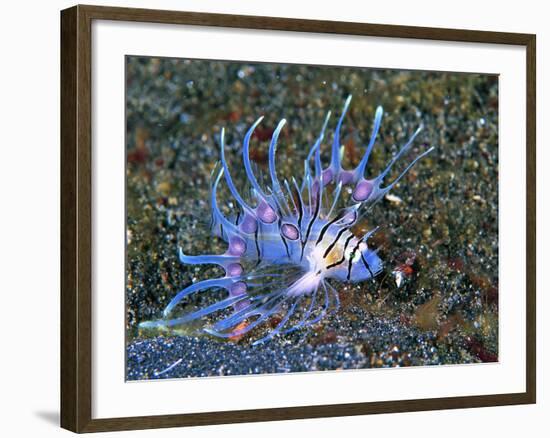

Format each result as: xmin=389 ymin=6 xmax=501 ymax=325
xmin=140 ymin=96 xmax=433 ymax=344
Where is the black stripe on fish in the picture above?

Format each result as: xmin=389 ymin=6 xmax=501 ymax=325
xmin=326 ymin=234 xmax=354 ymax=270
xmin=315 ymin=210 xmax=347 ymax=246
xmin=323 ymin=226 xmax=351 ymax=259
xmin=282 ymin=235 xmax=291 ymax=258
xmin=254 ymin=226 xmax=261 ymax=266
xmin=294 ymin=184 xmax=304 ymax=234
xmin=361 ymin=253 xmax=375 ymax=278
xmin=346 ymin=239 xmax=364 ymax=280
xmin=301 ymin=188 xmax=322 ymax=261
xmin=273 ymin=190 xmax=289 ymax=217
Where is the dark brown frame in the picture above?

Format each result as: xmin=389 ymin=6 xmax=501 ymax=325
xmin=61 ymin=4 xmax=536 ymax=433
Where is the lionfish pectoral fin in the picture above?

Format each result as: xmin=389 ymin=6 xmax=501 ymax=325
xmin=162 ymin=277 xmax=234 ymax=317
xmin=140 ymin=294 xmax=248 ymax=330
xmin=178 ymin=247 xmax=240 ymax=266
xmin=204 ymin=303 xmax=279 ymax=339
xmin=280 ymin=285 xmax=320 ymax=335
xmin=304 ymin=282 xmax=331 ymax=326
xmin=251 ymin=296 xmax=303 ymax=346
xmin=203 ymin=283 xmax=294 ymax=339
xmin=199 ymin=264 xmax=322 ymax=342
xmin=324 ymin=281 xmax=340 ymax=315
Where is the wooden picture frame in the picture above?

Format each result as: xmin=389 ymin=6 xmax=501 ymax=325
xmin=60 ymin=4 xmax=536 ymax=433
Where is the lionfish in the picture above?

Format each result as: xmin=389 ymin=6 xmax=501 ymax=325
xmin=140 ymin=96 xmax=433 ymax=345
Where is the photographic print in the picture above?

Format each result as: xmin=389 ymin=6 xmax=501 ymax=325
xmin=125 ymin=56 xmax=499 ymax=380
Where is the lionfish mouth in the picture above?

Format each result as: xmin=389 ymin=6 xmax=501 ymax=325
xmin=139 ymin=95 xmax=434 ymax=344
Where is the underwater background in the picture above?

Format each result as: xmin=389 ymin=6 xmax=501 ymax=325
xmin=125 ymin=56 xmax=498 ymax=380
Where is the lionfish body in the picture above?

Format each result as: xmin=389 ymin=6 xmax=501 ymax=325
xmin=141 ymin=96 xmax=433 ymax=344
